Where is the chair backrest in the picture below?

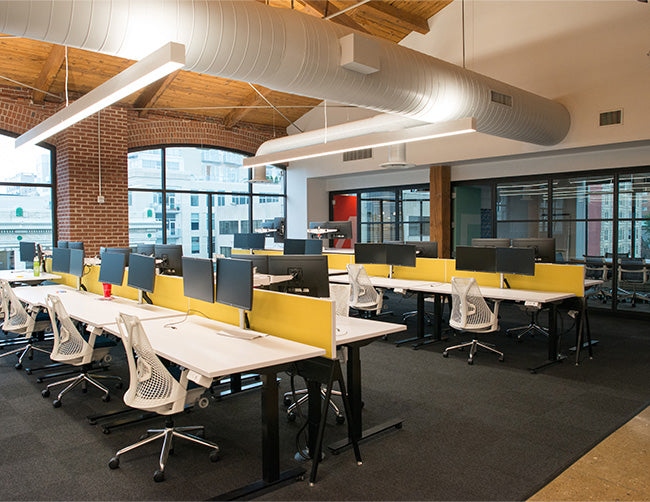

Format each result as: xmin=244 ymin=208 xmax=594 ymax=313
xmin=329 ymin=283 xmax=351 ymax=317
xmin=45 ymin=294 xmax=92 ymax=364
xmin=346 ymin=264 xmax=380 ymax=311
xmin=618 ymin=258 xmax=647 ymax=283
xmin=0 ymin=279 xmax=31 ymax=334
xmin=449 ymin=277 xmax=496 ymax=331
xmin=116 ymin=313 xmax=186 ymax=415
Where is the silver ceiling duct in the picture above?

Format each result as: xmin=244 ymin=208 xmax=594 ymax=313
xmin=0 ymin=0 xmax=570 ymax=146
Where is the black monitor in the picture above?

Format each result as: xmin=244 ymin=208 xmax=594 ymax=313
xmin=354 ymin=243 xmax=385 ymax=265
xmin=471 ymin=238 xmax=511 ymax=248
xmin=57 ymin=240 xmax=68 ymax=248
xmin=216 ymin=258 xmax=253 ymax=310
xmin=268 ymin=255 xmax=330 ymax=298
xmin=386 ymin=243 xmax=416 ymax=267
xmin=233 ymin=233 xmax=265 ymax=250
xmin=68 ymin=242 xmax=84 ymax=251
xmin=19 ymin=241 xmax=36 ymax=263
xmin=155 ymin=244 xmax=183 ymax=275
xmin=495 ymin=247 xmax=535 ymax=276
xmin=52 ymin=247 xmax=71 ymax=274
xmin=407 ymin=241 xmax=438 ymax=258
xmin=136 ymin=243 xmax=155 ymax=256
xmin=326 ymin=221 xmax=353 ymax=240
xmin=305 ymin=239 xmax=323 ymax=255
xmin=182 ymin=257 xmax=215 ymax=303
xmin=104 ymin=247 xmax=132 ymax=266
xmin=455 ymin=246 xmax=497 ymax=273
xmin=283 ymin=239 xmax=323 ymax=255
xmin=511 ymin=238 xmax=556 ymax=263
xmin=127 ymin=253 xmax=156 ymax=293
xmin=308 ymin=221 xmax=328 ymax=239
xmin=68 ymin=248 xmax=85 ymax=278
xmin=232 ymin=254 xmax=269 ymax=274
xmin=98 ymin=252 xmax=126 ymax=287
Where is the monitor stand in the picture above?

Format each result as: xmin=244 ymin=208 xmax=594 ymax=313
xmin=389 ymin=265 xmax=394 ymax=279
xmin=137 ymin=290 xmax=153 ymax=305
xmin=75 ymin=276 xmax=87 ymax=291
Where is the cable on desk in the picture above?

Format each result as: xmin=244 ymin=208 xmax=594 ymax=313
xmin=162 ymin=308 xmax=211 ymax=329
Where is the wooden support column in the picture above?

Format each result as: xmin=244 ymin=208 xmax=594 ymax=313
xmin=429 ymin=165 xmax=451 ymax=258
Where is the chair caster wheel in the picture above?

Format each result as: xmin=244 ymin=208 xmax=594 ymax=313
xmin=28 ymin=355 xmax=33 ymax=360
xmin=102 ymin=394 xmax=111 ymax=403
xmin=52 ymin=399 xmax=62 ymax=408
xmin=153 ymin=470 xmax=165 ymax=482
xmin=499 ymin=356 xmax=505 ymax=362
xmin=467 ymin=359 xmax=473 ymax=365
xmin=287 ymin=412 xmax=297 ymax=422
xmin=14 ymin=363 xmax=22 ymax=370
xmin=36 ymin=377 xmax=43 ymax=383
xmin=442 ymin=351 xmax=448 ymax=358
xmin=102 ymin=427 xmax=110 ymax=435
xmin=115 ymin=382 xmax=123 ymax=390
xmin=25 ymin=369 xmax=32 ymax=375
xmin=42 ymin=389 xmax=50 ymax=398
xmin=82 ymin=387 xmax=88 ymax=393
xmin=209 ymin=450 xmax=220 ymax=462
xmin=336 ymin=415 xmax=345 ymax=425
xmin=283 ymin=396 xmax=292 ymax=406
xmin=108 ymin=457 xmax=120 ymax=469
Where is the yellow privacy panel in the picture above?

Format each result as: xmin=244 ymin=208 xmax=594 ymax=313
xmin=231 ymin=249 xmax=252 ymax=256
xmin=393 ymin=258 xmax=447 ymax=282
xmin=445 ymin=260 xmax=501 ymax=288
xmin=249 ymin=289 xmax=335 ymax=358
xmin=253 ymin=249 xmax=282 ymax=255
xmin=325 ymin=253 xmax=353 ymax=271
xmin=359 ymin=264 xmax=390 ymax=277
xmin=506 ymin=263 xmax=585 ymax=296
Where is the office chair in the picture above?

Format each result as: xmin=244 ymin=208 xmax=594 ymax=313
xmin=283 ymin=283 xmax=348 ymax=424
xmin=0 ymin=279 xmax=51 ymax=370
xmin=41 ymin=295 xmax=121 ymax=407
xmin=347 ymin=264 xmax=383 ymax=317
xmin=617 ymin=258 xmax=648 ymax=307
xmin=443 ymin=277 xmax=504 ymax=365
xmin=108 ymin=313 xmax=219 ymax=482
xmin=506 ymin=305 xmax=548 ymax=341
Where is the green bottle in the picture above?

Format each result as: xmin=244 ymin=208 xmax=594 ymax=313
xmin=33 ymin=255 xmax=40 ymax=277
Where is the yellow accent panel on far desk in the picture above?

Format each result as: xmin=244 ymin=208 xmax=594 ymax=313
xmin=325 ymin=253 xmax=353 ymax=271
xmin=393 ymin=258 xmax=447 ymax=282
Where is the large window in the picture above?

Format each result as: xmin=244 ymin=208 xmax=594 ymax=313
xmin=128 ymin=146 xmax=285 ymax=257
xmin=0 ymin=132 xmax=55 ymax=270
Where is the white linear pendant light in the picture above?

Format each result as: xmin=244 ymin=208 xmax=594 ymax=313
xmin=15 ymin=42 xmax=186 ymax=149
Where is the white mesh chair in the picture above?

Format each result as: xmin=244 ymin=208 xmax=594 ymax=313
xmin=347 ymin=264 xmax=383 ymax=316
xmin=41 ymin=294 xmax=121 ymax=407
xmin=283 ymin=284 xmax=349 ymax=424
xmin=0 ymin=279 xmax=51 ymax=370
xmin=443 ymin=277 xmax=504 ymax=365
xmin=108 ymin=313 xmax=219 ymax=483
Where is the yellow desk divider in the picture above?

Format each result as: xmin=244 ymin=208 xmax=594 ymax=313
xmin=231 ymin=249 xmax=252 ymax=256
xmin=325 ymin=252 xmax=353 ymax=271
xmin=359 ymin=263 xmax=391 ymax=277
xmin=252 ymin=249 xmax=283 ymax=255
xmin=393 ymin=258 xmax=447 ymax=282
xmin=54 ymin=264 xmax=336 ymax=359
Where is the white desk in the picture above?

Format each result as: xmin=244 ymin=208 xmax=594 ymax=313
xmin=0 ymin=270 xmax=60 ymax=284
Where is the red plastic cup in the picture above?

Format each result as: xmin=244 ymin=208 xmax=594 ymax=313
xmin=102 ymin=283 xmax=112 ymax=299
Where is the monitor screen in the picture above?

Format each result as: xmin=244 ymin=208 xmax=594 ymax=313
xmin=284 ymin=238 xmax=306 ymax=255
xmin=471 ymin=238 xmax=512 ymax=248
xmin=386 ymin=243 xmax=416 ymax=267
xmin=407 ymin=241 xmax=438 ymax=258
xmin=216 ymin=258 xmax=253 ymax=310
xmin=136 ymin=243 xmax=155 ymax=256
xmin=57 ymin=240 xmax=68 ymax=248
xmin=268 ymin=255 xmax=330 ymax=298
xmin=231 ymin=254 xmax=269 ymax=274
xmin=455 ymin=246 xmax=497 ymax=273
xmin=68 ymin=248 xmax=85 ymax=278
xmin=52 ymin=247 xmax=71 ymax=274
xmin=182 ymin=257 xmax=215 ymax=303
xmin=326 ymin=221 xmax=353 ymax=240
xmin=354 ymin=243 xmax=385 ymax=265
xmin=495 ymin=247 xmax=535 ymax=276
xmin=305 ymin=239 xmax=323 ymax=255
xmin=233 ymin=233 xmax=265 ymax=250
xmin=104 ymin=247 xmax=131 ymax=266
xmin=98 ymin=252 xmax=126 ymax=286
xmin=19 ymin=241 xmax=36 ymax=263
xmin=127 ymin=253 xmax=156 ymax=293
xmin=155 ymin=244 xmax=183 ymax=275
xmin=511 ymin=238 xmax=556 ymax=263
xmin=68 ymin=241 xmax=84 ymax=250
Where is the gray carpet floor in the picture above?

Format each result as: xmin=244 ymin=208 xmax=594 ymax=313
xmin=0 ymin=297 xmax=648 ymax=501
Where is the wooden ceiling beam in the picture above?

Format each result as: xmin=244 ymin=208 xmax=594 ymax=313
xmin=32 ymin=44 xmax=65 ymax=103
xmin=299 ymin=0 xmax=371 ymax=33
xmin=223 ymin=85 xmax=274 ymax=129
xmin=365 ymin=1 xmax=430 ymax=34
xmin=133 ymin=69 xmax=181 ymax=117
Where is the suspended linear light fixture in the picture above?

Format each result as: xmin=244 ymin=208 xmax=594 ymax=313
xmin=15 ymin=42 xmax=185 ymax=149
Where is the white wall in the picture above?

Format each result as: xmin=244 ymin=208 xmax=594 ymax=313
xmin=285 ymin=0 xmax=650 ymax=219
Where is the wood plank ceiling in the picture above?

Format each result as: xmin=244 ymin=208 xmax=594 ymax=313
xmin=0 ymin=0 xmax=451 ymax=130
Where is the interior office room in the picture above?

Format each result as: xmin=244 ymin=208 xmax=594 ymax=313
xmin=0 ymin=0 xmax=649 ymax=500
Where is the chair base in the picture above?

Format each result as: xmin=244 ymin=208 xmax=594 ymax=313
xmin=109 ymin=417 xmax=219 ymax=482
xmin=42 ymin=367 xmax=121 ymax=407
xmin=283 ymin=387 xmax=345 ymax=424
xmin=0 ymin=341 xmax=51 ymax=370
xmin=443 ymin=338 xmax=504 ymax=365
xmin=507 ymin=323 xmax=549 ymax=341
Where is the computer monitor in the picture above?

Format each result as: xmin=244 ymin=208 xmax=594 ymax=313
xmin=268 ymin=255 xmax=330 ymax=298
xmin=57 ymin=240 xmax=68 ymax=248
xmin=182 ymin=257 xmax=215 ymax=303
xmin=511 ymin=238 xmax=556 ymax=263
xmin=326 ymin=221 xmax=353 ymax=240
xmin=98 ymin=252 xmax=126 ymax=287
xmin=495 ymin=247 xmax=535 ymax=276
xmin=136 ymin=243 xmax=155 ymax=256
xmin=455 ymin=246 xmax=497 ymax=273
xmin=104 ymin=247 xmax=132 ymax=266
xmin=19 ymin=241 xmax=36 ymax=263
xmin=216 ymin=258 xmax=253 ymax=310
xmin=155 ymin=244 xmax=183 ymax=275
xmin=283 ymin=239 xmax=323 ymax=255
xmin=471 ymin=238 xmax=512 ymax=248
xmin=386 ymin=243 xmax=416 ymax=267
xmin=233 ymin=233 xmax=265 ymax=250
xmin=232 ymin=254 xmax=269 ymax=274
xmin=407 ymin=241 xmax=438 ymax=258
xmin=68 ymin=248 xmax=85 ymax=277
xmin=308 ymin=221 xmax=329 ymax=239
xmin=68 ymin=241 xmax=84 ymax=251
xmin=51 ymin=247 xmax=71 ymax=274
xmin=127 ymin=253 xmax=156 ymax=294
xmin=305 ymin=239 xmax=323 ymax=255
xmin=354 ymin=243 xmax=385 ymax=265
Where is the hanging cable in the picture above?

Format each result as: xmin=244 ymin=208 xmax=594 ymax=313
xmin=64 ymin=45 xmax=69 ymax=107
xmin=0 ymin=75 xmax=62 ymax=99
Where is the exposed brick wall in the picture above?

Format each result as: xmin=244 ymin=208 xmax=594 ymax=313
xmin=0 ymin=85 xmax=284 ymax=255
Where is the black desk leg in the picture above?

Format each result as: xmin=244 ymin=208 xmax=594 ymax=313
xmin=529 ymin=303 xmax=566 ymax=374
xmin=395 ymin=293 xmax=448 ymax=349
xmin=328 ymin=345 xmax=402 ymax=455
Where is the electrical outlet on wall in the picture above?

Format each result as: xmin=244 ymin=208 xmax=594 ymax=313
xmin=97 ymin=195 xmax=105 ymax=204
